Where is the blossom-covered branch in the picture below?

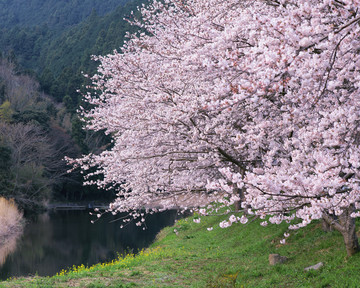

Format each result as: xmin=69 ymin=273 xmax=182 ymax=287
xmin=69 ymin=0 xmax=360 ymax=255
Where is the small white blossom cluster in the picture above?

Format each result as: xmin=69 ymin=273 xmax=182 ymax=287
xmin=219 ymin=215 xmax=248 ymax=228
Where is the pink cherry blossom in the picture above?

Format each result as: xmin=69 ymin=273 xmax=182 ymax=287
xmin=69 ymin=0 xmax=360 ymax=255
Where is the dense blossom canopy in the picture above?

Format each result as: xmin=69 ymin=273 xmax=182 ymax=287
xmin=70 ymin=0 xmax=360 ymax=246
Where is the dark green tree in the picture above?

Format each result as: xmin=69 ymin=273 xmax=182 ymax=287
xmin=71 ymin=117 xmax=88 ymax=154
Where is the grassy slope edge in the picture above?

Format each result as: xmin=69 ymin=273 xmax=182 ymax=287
xmin=1 ymin=213 xmax=360 ymax=288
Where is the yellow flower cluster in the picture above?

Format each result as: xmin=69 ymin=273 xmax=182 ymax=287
xmin=55 ymin=246 xmax=171 ymax=277
xmin=56 ymin=263 xmax=88 ymax=277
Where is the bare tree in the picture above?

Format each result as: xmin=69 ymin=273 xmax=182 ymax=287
xmin=0 ymin=123 xmax=69 ymax=209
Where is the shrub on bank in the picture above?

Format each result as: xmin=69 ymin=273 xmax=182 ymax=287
xmin=0 ymin=197 xmax=23 ymax=238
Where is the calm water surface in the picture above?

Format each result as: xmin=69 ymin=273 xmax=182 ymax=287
xmin=0 ymin=209 xmax=179 ymax=280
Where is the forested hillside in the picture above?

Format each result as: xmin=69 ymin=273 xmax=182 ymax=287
xmin=39 ymin=0 xmax=144 ymax=103
xmin=0 ymin=0 xmax=146 ymax=150
xmin=0 ymin=0 xmax=129 ymax=29
xmin=0 ymin=0 xmax=142 ymax=208
xmin=0 ymin=0 xmax=145 ymax=104
xmin=0 ymin=57 xmax=116 ymax=211
xmin=0 ymin=57 xmax=76 ymax=211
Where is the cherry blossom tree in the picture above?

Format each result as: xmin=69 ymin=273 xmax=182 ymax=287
xmin=71 ymin=0 xmax=258 ymax=215
xmin=210 ymin=0 xmax=360 ymax=256
xmin=69 ymin=0 xmax=360 ymax=255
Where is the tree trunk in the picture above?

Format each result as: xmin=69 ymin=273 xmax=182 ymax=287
xmin=339 ymin=205 xmax=359 ymax=256
xmin=234 ymin=199 xmax=241 ymax=212
xmin=322 ymin=218 xmax=334 ymax=232
xmin=233 ymin=185 xmax=241 ymax=212
xmin=233 ymin=169 xmax=247 ymax=213
xmin=323 ymin=205 xmax=360 ymax=256
xmin=342 ymin=223 xmax=359 ymax=256
xmin=233 ymin=184 xmax=247 ymax=213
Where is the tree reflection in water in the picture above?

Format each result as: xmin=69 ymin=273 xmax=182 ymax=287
xmin=0 ymin=209 xmax=180 ymax=280
xmin=0 ymin=230 xmax=23 ymax=267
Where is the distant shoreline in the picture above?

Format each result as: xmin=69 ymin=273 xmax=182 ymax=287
xmin=46 ymin=202 xmax=109 ymax=211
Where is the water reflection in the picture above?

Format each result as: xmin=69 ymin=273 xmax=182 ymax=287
xmin=0 ymin=230 xmax=22 ymax=267
xmin=0 ymin=209 xmax=179 ymax=280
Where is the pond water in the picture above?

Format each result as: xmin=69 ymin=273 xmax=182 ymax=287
xmin=0 ymin=209 xmax=180 ymax=280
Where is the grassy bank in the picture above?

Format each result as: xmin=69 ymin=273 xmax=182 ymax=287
xmin=1 ymin=212 xmax=360 ymax=287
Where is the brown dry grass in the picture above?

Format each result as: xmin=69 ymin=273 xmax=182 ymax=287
xmin=0 ymin=197 xmax=23 ymax=265
xmin=0 ymin=197 xmax=23 ymax=238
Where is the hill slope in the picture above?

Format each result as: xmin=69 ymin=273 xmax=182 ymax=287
xmin=0 ymin=0 xmax=129 ymax=29
xmin=0 ymin=0 xmax=146 ymax=106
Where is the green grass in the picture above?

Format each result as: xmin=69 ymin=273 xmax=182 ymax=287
xmin=1 ymin=213 xmax=360 ymax=287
